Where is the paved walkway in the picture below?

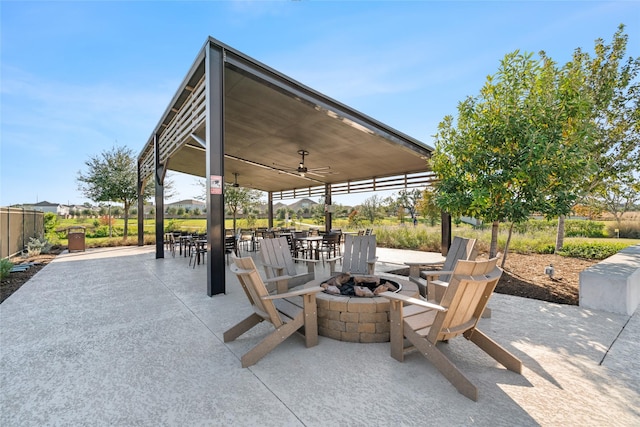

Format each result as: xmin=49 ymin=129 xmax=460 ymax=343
xmin=1 ymin=245 xmax=638 ymax=426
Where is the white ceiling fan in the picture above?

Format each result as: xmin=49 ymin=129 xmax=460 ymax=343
xmin=273 ymin=149 xmax=336 ymax=177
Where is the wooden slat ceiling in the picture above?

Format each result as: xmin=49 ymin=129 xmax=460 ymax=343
xmin=139 ymin=37 xmax=434 ymax=196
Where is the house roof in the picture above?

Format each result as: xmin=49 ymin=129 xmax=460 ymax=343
xmin=138 ymin=37 xmax=436 ymax=200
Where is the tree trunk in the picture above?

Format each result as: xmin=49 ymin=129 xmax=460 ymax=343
xmin=555 ymin=215 xmax=565 ymax=253
xmin=123 ymin=201 xmax=129 ymax=240
xmin=490 ymin=220 xmax=500 ymax=258
xmin=501 ymin=222 xmax=514 ymax=268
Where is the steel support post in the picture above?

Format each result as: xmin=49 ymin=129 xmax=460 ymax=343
xmin=205 ymin=42 xmax=226 ymax=296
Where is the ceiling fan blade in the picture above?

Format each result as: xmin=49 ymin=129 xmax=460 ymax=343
xmin=308 ymin=169 xmax=339 ymax=177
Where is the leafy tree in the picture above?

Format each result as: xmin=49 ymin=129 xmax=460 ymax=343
xmin=569 ymin=25 xmax=640 ymax=235
xmin=416 ymin=187 xmax=440 ymax=226
xmin=77 ymin=146 xmax=140 ymax=239
xmin=381 ymin=196 xmax=400 ymax=220
xmin=397 ymin=189 xmax=422 ymax=223
xmin=432 ymin=50 xmax=593 ymax=258
xmin=579 ymin=25 xmax=639 ymax=190
xmin=347 ymin=209 xmax=362 ymax=228
xmin=311 ymin=203 xmax=325 ymax=226
xmin=360 ymin=195 xmax=383 ymax=224
xmin=588 ymin=172 xmax=640 ymax=226
xmin=224 ymin=185 xmax=261 ymax=231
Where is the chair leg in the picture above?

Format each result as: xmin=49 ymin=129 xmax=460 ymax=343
xmin=405 ymin=327 xmax=479 ymax=401
xmin=223 ymin=313 xmax=263 ymax=342
xmin=301 ymin=294 xmax=318 ymax=348
xmin=465 ymin=329 xmax=522 ymax=374
xmin=240 ymin=317 xmax=304 ymax=368
xmin=388 ymin=299 xmax=405 ymax=362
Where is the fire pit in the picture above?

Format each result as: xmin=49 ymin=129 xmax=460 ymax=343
xmin=305 ymin=274 xmax=418 ymax=343
xmin=320 ymin=273 xmax=402 ymax=297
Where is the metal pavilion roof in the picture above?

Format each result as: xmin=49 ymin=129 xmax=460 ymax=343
xmin=138 ymin=37 xmax=435 ymax=200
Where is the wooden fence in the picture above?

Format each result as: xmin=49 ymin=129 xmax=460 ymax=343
xmin=0 ymin=207 xmax=44 ymax=259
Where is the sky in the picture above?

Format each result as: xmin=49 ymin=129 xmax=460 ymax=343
xmin=1 ymin=0 xmax=638 ymax=208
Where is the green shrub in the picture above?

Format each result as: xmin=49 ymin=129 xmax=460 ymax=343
xmin=564 ymin=220 xmax=606 ymax=238
xmin=374 ymin=226 xmax=442 ymax=252
xmin=86 ymin=226 xmax=109 ymax=238
xmin=0 ymin=258 xmax=13 ymax=280
xmin=27 ymin=237 xmax=52 ymax=255
xmin=44 ymin=213 xmax=58 ymax=236
xmin=509 ymin=219 xmax=606 ymax=237
xmin=513 ymin=219 xmax=557 ymax=234
xmin=556 ymin=242 xmax=630 ymax=260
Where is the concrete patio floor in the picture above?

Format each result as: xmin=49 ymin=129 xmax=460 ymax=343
xmin=1 ymin=245 xmax=638 ymax=426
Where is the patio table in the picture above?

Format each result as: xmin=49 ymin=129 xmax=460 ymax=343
xmin=295 ymin=236 xmax=323 ymax=260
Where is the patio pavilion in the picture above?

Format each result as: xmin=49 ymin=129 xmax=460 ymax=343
xmin=137 ymin=37 xmax=442 ymax=296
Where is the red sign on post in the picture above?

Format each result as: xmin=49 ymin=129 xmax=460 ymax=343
xmin=210 ymin=175 xmax=222 ymax=195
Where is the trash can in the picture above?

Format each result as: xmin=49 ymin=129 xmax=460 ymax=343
xmin=67 ymin=226 xmax=86 ymax=252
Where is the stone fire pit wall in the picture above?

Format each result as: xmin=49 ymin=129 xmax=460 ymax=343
xmin=313 ymin=279 xmax=418 ymax=343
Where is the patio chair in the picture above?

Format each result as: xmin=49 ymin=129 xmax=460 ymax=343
xmin=260 ymin=237 xmax=318 ymax=294
xmin=326 ymin=234 xmax=377 ymax=275
xmin=318 ymin=232 xmax=341 ymax=266
xmin=225 ymin=234 xmax=239 ymax=265
xmin=188 ymin=236 xmax=208 ymax=268
xmin=224 ymin=255 xmax=323 ymax=367
xmin=405 ymin=236 xmax=477 ymax=300
xmin=164 ymin=233 xmax=179 ymax=257
xmin=381 ymin=257 xmax=522 ymax=401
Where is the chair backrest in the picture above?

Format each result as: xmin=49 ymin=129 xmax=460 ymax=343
xmin=231 ymin=255 xmax=283 ymax=327
xmin=342 ymin=234 xmax=376 ymax=275
xmin=322 ymin=232 xmax=340 ymax=245
xmin=225 ymin=235 xmax=237 ymax=253
xmin=260 ymin=236 xmax=297 ymax=278
xmin=429 ymin=257 xmax=501 ymax=343
xmin=440 ymin=237 xmax=478 ymax=281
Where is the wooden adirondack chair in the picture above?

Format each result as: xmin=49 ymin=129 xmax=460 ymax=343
xmin=405 ymin=236 xmax=477 ymax=299
xmin=381 ymin=257 xmax=522 ymax=401
xmin=260 ymin=237 xmax=318 ymax=294
xmin=224 ymin=255 xmax=323 ymax=368
xmin=326 ymin=234 xmax=377 ymax=275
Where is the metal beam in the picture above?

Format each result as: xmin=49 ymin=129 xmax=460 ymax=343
xmin=137 ymin=159 xmax=144 ymax=246
xmin=205 ymin=42 xmax=226 ymax=296
xmin=154 ymin=134 xmax=165 ymax=259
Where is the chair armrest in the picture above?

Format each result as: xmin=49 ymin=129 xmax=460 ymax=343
xmin=404 ymin=261 xmax=444 ymax=267
xmin=379 ymin=291 xmax=447 ymax=312
xmin=429 ymin=280 xmax=449 ymax=288
xmin=367 ymin=257 xmax=378 ymax=264
xmin=292 ymin=257 xmax=319 ymax=265
xmin=325 ymin=255 xmax=344 ymax=263
xmin=421 ymin=270 xmax=453 ymax=277
xmin=263 ymin=275 xmax=292 ymax=285
xmin=262 ymin=286 xmax=324 ymax=300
